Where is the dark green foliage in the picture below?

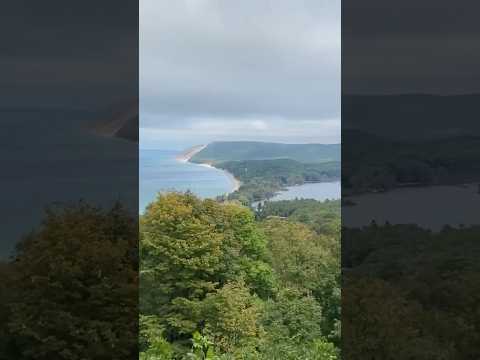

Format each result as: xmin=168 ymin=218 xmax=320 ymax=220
xmin=1 ymin=202 xmax=138 ymax=360
xmin=258 ymin=199 xmax=340 ymax=236
xmin=261 ymin=216 xmax=340 ymax=345
xmin=218 ymin=159 xmax=340 ymax=184
xmin=141 ymin=193 xmax=340 ymax=359
xmin=196 ymin=142 xmax=341 ymax=206
xmin=343 ymin=224 xmax=480 ymax=359
xmin=216 ymin=159 xmax=339 ymax=205
xmin=191 ymin=141 xmax=340 ymax=164
xmin=343 ymin=129 xmax=480 ymax=195
xmin=140 ymin=193 xmax=275 ymax=355
xmin=262 ymin=288 xmax=324 ymax=343
xmin=201 ymin=280 xmax=264 ymax=354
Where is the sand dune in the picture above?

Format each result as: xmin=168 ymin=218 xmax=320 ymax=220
xmin=176 ymin=144 xmax=207 ymax=162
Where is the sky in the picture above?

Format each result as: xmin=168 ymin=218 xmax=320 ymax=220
xmin=343 ymin=0 xmax=480 ymax=94
xmin=140 ymin=0 xmax=340 ymax=150
xmin=1 ymin=0 xmax=138 ymax=109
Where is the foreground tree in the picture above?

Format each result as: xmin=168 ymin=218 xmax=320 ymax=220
xmin=140 ymin=193 xmax=341 ymax=359
xmin=261 ymin=219 xmax=340 ymax=343
xmin=202 ymin=280 xmax=264 ymax=355
xmin=6 ymin=202 xmax=138 ymax=360
xmin=140 ymin=193 xmax=274 ymax=351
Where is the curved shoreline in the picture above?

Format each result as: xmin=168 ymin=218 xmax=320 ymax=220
xmin=176 ymin=146 xmax=241 ymax=194
xmin=222 ymin=168 xmax=241 ymax=193
xmin=196 ymin=163 xmax=240 ymax=193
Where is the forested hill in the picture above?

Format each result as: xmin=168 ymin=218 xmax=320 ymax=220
xmin=190 ymin=141 xmax=340 ymax=164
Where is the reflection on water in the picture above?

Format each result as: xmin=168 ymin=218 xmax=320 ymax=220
xmin=343 ymin=184 xmax=480 ymax=230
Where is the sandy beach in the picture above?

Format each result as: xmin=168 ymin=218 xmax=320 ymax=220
xmin=195 ymin=163 xmax=241 ymax=193
xmin=222 ymin=168 xmax=241 ymax=192
xmin=176 ymin=145 xmax=241 ymax=193
xmin=176 ymin=144 xmax=207 ymax=162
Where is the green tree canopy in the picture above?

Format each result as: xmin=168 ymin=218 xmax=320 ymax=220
xmin=6 ymin=202 xmax=138 ymax=360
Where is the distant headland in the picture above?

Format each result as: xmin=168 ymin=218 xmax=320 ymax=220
xmin=176 ymin=141 xmax=340 ymax=203
xmin=176 ymin=144 xmax=207 ymax=163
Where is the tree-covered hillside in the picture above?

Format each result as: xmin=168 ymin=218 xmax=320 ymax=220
xmin=343 ymin=223 xmax=480 ymax=359
xmin=343 ymin=129 xmax=480 ymax=195
xmin=190 ymin=141 xmax=340 ymax=164
xmin=257 ymin=199 xmax=340 ymax=236
xmin=217 ymin=159 xmax=340 ymax=204
xmin=218 ymin=159 xmax=340 ymax=184
xmin=140 ymin=192 xmax=340 ymax=359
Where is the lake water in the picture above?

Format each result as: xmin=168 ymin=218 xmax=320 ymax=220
xmin=343 ymin=184 xmax=480 ymax=230
xmin=270 ymin=181 xmax=340 ymax=202
xmin=140 ymin=150 xmax=341 ymax=211
xmin=1 ymin=111 xmax=137 ymax=256
xmin=140 ymin=149 xmax=235 ymax=210
xmin=251 ymin=181 xmax=340 ymax=209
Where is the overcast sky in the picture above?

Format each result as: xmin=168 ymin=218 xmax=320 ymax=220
xmin=1 ymin=1 xmax=137 ymax=109
xmin=343 ymin=0 xmax=480 ymax=95
xmin=140 ymin=0 xmax=340 ymax=149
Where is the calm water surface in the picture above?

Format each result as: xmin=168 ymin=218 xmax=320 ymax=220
xmin=140 ymin=149 xmax=235 ymax=211
xmin=271 ymin=181 xmax=340 ymax=202
xmin=2 ymin=112 xmax=137 ymax=256
xmin=343 ymin=184 xmax=480 ymax=230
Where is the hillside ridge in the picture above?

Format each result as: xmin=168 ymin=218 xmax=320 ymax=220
xmin=190 ymin=141 xmax=340 ymax=164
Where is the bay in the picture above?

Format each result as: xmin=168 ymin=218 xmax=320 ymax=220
xmin=140 ymin=149 xmax=235 ymax=211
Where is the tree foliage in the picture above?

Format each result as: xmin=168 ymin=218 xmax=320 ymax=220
xmin=1 ymin=202 xmax=138 ymax=360
xmin=343 ymin=223 xmax=480 ymax=359
xmin=141 ymin=193 xmax=340 ymax=359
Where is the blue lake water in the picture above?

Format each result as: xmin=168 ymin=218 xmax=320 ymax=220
xmin=140 ymin=149 xmax=341 ymax=211
xmin=140 ymin=149 xmax=235 ymax=210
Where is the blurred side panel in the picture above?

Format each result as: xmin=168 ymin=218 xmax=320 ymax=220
xmin=0 ymin=1 xmax=138 ymax=358
xmin=342 ymin=0 xmax=480 ymax=358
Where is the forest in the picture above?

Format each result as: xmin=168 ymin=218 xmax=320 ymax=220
xmin=140 ymin=192 xmax=340 ymax=359
xmin=190 ymin=141 xmax=340 ymax=164
xmin=343 ymin=222 xmax=480 ymax=359
xmin=216 ymin=159 xmax=340 ymax=204
xmin=0 ymin=196 xmax=339 ymax=359
xmin=343 ymin=129 xmax=480 ymax=195
xmin=0 ymin=203 xmax=138 ymax=359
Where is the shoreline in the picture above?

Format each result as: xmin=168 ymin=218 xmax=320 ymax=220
xmin=223 ymin=168 xmax=241 ymax=193
xmin=195 ymin=163 xmax=241 ymax=194
xmin=176 ymin=146 xmax=241 ymax=194
xmin=176 ymin=144 xmax=207 ymax=163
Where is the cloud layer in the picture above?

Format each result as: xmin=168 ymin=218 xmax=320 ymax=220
xmin=140 ymin=0 xmax=340 ymax=148
xmin=343 ymin=0 xmax=480 ymax=94
xmin=1 ymin=0 xmax=138 ymax=108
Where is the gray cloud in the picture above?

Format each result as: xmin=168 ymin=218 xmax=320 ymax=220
xmin=1 ymin=0 xmax=138 ymax=108
xmin=140 ymin=0 xmax=340 ymax=145
xmin=343 ymin=0 xmax=480 ymax=94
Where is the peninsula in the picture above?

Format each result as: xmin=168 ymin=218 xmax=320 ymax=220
xmin=184 ymin=141 xmax=340 ymax=204
xmin=176 ymin=144 xmax=207 ymax=162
